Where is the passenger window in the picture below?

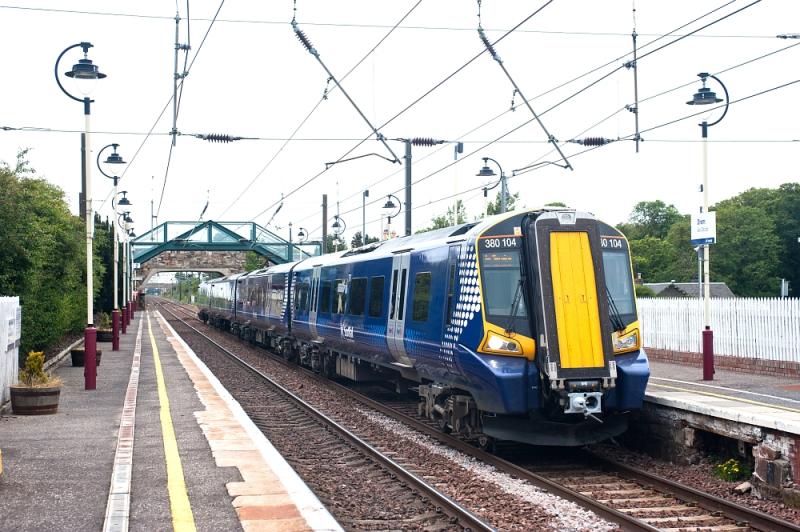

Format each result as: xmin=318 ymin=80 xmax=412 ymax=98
xmin=412 ymin=272 xmax=432 ymax=322
xmin=333 ymin=279 xmax=347 ymax=315
xmin=368 ymin=276 xmax=385 ymax=317
xmin=320 ymin=282 xmax=331 ymax=314
xmin=349 ymin=278 xmax=367 ymax=316
xmin=445 ymin=263 xmax=456 ymax=324
xmin=398 ymin=269 xmax=408 ymax=319
xmin=389 ymin=271 xmax=398 ymax=319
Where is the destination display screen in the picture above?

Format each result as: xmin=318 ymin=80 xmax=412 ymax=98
xmin=480 ymin=250 xmax=518 ymax=268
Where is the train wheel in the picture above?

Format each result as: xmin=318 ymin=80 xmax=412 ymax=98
xmin=477 ymin=435 xmax=495 ymax=453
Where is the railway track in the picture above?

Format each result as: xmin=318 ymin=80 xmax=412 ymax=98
xmin=155 ymin=298 xmax=800 ymax=532
xmin=153 ymin=300 xmax=493 ymax=531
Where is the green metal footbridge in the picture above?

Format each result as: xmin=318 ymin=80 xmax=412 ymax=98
xmin=131 ymin=220 xmax=321 ymax=265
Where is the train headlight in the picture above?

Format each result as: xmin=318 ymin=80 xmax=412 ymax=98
xmin=612 ymin=329 xmax=639 ymax=354
xmin=482 ymin=331 xmax=523 ymax=355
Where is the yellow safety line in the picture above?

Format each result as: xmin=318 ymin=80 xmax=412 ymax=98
xmin=147 ymin=312 xmax=197 ymax=532
xmin=650 ymin=382 xmax=800 ymax=414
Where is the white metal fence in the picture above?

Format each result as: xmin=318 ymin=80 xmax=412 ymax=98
xmin=0 ymin=297 xmax=21 ymax=405
xmin=638 ymin=297 xmax=800 ymax=363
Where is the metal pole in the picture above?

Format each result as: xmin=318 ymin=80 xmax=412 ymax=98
xmin=82 ymin=98 xmax=97 ymax=389
xmin=500 ymin=172 xmax=508 ymax=213
xmin=701 ymin=121 xmax=714 ymax=380
xmin=112 ymin=202 xmax=119 ymax=351
xmin=122 ymin=226 xmax=128 ymax=331
xmin=80 ymin=134 xmax=87 ymax=222
xmin=288 ymin=222 xmax=293 ymax=261
xmin=322 ymin=194 xmax=328 ymax=255
xmin=404 ymin=139 xmax=412 ymax=236
xmin=362 ymin=190 xmax=368 ymax=244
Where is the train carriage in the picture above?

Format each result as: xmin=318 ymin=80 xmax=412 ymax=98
xmin=198 ymin=208 xmax=649 ymax=446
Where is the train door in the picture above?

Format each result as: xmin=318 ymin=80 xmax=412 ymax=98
xmin=309 ymin=266 xmax=321 ymax=338
xmin=387 ymin=252 xmax=414 ymax=366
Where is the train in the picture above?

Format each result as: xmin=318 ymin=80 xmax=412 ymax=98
xmin=197 ymin=208 xmax=649 ymax=447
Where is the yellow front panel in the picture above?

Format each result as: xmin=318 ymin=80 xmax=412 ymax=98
xmin=550 ymin=232 xmax=604 ymax=368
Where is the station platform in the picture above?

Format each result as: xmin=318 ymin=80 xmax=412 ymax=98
xmin=647 ymin=359 xmax=800 ymax=436
xmin=0 ymin=310 xmax=340 ymax=532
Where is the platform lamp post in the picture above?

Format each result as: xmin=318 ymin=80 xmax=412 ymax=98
xmin=119 ymin=211 xmax=134 ymax=330
xmin=362 ymin=190 xmax=369 ymax=244
xmin=110 ymin=188 xmax=132 ymax=349
xmin=686 ymin=72 xmax=729 ymax=381
xmin=331 ymin=215 xmax=346 ymax=252
xmin=382 ymin=194 xmax=401 ymax=240
xmin=124 ymin=212 xmax=135 ymax=325
xmin=476 ymin=157 xmax=508 ymax=213
xmin=55 ymin=42 xmax=106 ymax=390
xmin=128 ymin=227 xmax=136 ymax=319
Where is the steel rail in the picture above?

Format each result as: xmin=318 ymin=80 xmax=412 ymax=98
xmin=155 ymin=301 xmax=495 ymax=532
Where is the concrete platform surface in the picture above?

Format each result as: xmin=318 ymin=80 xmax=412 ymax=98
xmin=647 ymin=359 xmax=800 ymax=435
xmin=0 ymin=310 xmax=340 ymax=532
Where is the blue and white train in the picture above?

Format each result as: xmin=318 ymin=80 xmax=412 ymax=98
xmin=198 ymin=208 xmax=649 ymax=446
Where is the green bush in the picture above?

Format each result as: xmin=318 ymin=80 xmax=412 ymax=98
xmin=0 ymin=151 xmax=106 ymax=357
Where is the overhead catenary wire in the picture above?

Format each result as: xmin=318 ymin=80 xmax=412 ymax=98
xmin=0 ymin=4 xmax=782 ymax=40
xmin=296 ymin=0 xmax=770 ymax=226
xmin=331 ymin=76 xmax=800 ymax=239
xmin=249 ymin=4 xmax=564 ymax=225
xmin=217 ymin=0 xmax=423 ymax=219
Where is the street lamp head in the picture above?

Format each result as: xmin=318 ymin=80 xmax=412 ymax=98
xmin=104 ymin=144 xmax=125 ymax=165
xmin=64 ymin=44 xmax=106 ymax=97
xmin=476 ymin=157 xmax=496 ymax=177
xmin=687 ymin=73 xmax=722 ymax=106
xmin=297 ymin=227 xmax=307 ymax=242
xmin=383 ymin=196 xmax=396 ymax=209
xmin=128 ymin=229 xmax=136 ymax=238
xmin=124 ymin=212 xmax=134 ymax=224
xmin=117 ymin=191 xmax=132 ymax=207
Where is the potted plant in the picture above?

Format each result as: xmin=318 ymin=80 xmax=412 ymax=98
xmin=10 ymin=351 xmax=61 ymax=415
xmin=96 ymin=312 xmax=113 ymax=343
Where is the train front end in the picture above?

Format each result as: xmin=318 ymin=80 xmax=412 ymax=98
xmin=466 ymin=209 xmax=649 ymax=446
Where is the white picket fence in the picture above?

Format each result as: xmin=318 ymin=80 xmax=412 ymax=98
xmin=638 ymin=297 xmax=800 ymax=363
xmin=0 ymin=297 xmax=21 ymax=405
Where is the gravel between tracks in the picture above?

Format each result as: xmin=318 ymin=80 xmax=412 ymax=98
xmin=162 ymin=307 xmax=613 ymax=531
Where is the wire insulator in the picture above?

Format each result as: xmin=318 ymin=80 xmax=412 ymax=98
xmin=199 ymin=133 xmax=240 ymax=143
xmin=478 ymin=27 xmax=501 ymax=62
xmin=411 ymin=137 xmax=444 ymax=147
xmin=292 ymin=21 xmax=317 ymax=56
xmin=582 ymin=137 xmax=612 ymax=146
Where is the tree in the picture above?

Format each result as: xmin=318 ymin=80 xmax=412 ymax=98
xmin=712 ymin=204 xmax=780 ymax=296
xmin=418 ymin=200 xmax=468 ymax=233
xmin=350 ymin=231 xmax=379 ymax=249
xmin=486 ymin=191 xmax=520 ymax=216
xmin=245 ymin=251 xmax=265 ymax=271
xmin=618 ymin=200 xmax=682 ymax=241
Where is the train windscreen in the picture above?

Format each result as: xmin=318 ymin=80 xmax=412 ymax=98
xmin=602 ymin=250 xmax=636 ymax=326
xmin=479 ymin=237 xmax=531 ymax=337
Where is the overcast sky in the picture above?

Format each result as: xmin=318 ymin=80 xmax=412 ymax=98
xmin=1 ymin=1 xmax=798 ymax=245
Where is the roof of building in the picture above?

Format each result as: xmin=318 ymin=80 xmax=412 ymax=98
xmin=643 ymin=282 xmax=736 ymax=298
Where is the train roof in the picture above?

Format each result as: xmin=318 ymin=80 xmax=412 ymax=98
xmin=201 ymin=206 xmax=588 ymax=283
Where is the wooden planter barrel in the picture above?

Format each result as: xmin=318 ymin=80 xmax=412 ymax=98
xmin=10 ymin=385 xmax=61 ymax=415
xmin=96 ymin=329 xmax=113 ymax=343
xmin=70 ymin=348 xmax=102 ymax=367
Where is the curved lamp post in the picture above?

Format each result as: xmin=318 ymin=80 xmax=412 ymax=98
xmin=476 ymin=157 xmax=508 ymax=213
xmin=686 ymin=72 xmax=729 ymax=381
xmin=382 ymin=194 xmax=401 ymax=240
xmin=296 ymin=227 xmax=309 ymax=243
xmin=56 ymin=42 xmax=106 ymax=390
xmin=101 ymin=145 xmax=126 ymax=351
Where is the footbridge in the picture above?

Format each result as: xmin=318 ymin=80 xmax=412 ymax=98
xmin=132 ymin=220 xmax=321 ymax=287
